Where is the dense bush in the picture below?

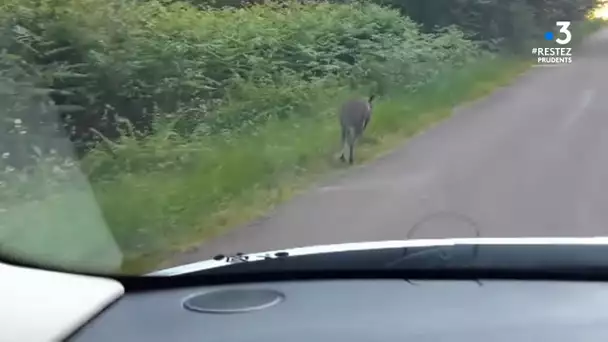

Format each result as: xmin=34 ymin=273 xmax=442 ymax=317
xmin=1 ymin=0 xmax=603 ymax=176
xmin=0 ymin=0 xmax=481 ymax=173
xmin=182 ymin=0 xmax=603 ymax=51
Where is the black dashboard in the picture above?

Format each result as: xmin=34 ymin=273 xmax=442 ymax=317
xmin=70 ymin=278 xmax=608 ymax=341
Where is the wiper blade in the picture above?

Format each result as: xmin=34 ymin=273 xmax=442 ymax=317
xmin=184 ymin=244 xmax=608 ymax=276
xmin=198 ymin=211 xmax=484 ymax=274
xmin=185 ymin=244 xmax=473 ymax=276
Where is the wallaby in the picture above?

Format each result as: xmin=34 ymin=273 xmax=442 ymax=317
xmin=339 ymin=95 xmax=375 ymax=164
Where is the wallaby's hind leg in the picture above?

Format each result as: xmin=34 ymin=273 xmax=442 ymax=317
xmin=339 ymin=126 xmax=347 ymax=162
xmin=347 ymin=127 xmax=357 ymax=164
xmin=348 ymin=124 xmax=366 ymax=164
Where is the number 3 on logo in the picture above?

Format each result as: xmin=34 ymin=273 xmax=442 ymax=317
xmin=556 ymin=21 xmax=572 ymax=45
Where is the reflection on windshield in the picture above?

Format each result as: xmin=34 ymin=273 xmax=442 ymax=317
xmin=0 ymin=77 xmax=122 ymax=273
xmin=0 ymin=0 xmax=607 ymax=275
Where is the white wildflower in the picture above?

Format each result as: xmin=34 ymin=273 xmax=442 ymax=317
xmin=52 ymin=165 xmax=64 ymax=174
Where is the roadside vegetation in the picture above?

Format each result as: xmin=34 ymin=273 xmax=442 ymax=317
xmin=0 ymin=0 xmax=605 ymax=273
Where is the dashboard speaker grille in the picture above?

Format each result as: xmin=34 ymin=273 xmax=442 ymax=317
xmin=183 ymin=288 xmax=285 ymax=314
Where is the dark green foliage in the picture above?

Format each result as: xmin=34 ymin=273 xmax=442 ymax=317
xmin=375 ymin=0 xmax=601 ymax=51
xmin=0 ymin=0 xmax=481 ymax=171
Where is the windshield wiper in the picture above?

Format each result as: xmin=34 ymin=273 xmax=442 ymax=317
xmin=184 ymin=244 xmax=608 ymax=277
xmin=200 ymin=211 xmax=484 ymax=273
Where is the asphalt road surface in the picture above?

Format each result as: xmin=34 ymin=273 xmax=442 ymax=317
xmin=170 ymin=28 xmax=608 ymax=267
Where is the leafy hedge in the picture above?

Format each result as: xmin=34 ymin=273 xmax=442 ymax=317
xmin=0 ymin=0 xmax=481 ymax=173
xmin=1 ymin=0 xmax=603 ymax=174
xmin=185 ymin=0 xmax=603 ymax=50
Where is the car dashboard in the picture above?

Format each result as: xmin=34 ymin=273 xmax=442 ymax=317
xmin=70 ymin=278 xmax=608 ymax=341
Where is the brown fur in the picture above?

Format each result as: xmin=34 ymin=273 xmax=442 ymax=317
xmin=339 ymin=95 xmax=375 ymax=164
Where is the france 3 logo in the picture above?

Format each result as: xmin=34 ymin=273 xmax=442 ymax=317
xmin=533 ymin=21 xmax=573 ymax=66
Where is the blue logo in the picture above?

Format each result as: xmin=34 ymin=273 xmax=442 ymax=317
xmin=544 ymin=31 xmax=554 ymax=41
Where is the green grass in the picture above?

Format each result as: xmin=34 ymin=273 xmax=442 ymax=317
xmin=100 ymin=56 xmax=529 ymax=274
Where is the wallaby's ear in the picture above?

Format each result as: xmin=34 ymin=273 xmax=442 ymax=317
xmin=368 ymin=95 xmax=375 ymax=104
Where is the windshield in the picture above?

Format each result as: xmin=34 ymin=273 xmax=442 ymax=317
xmin=1 ymin=0 xmax=607 ymax=275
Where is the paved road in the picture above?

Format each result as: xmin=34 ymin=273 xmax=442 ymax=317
xmin=170 ymin=28 xmax=608 ymax=267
